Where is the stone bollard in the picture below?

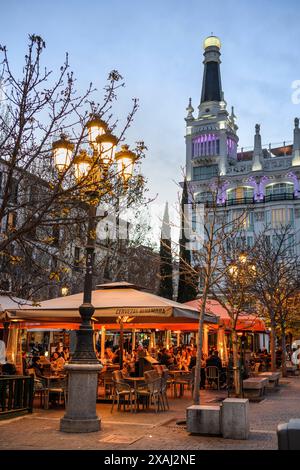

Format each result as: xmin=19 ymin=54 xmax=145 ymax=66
xmin=186 ymin=405 xmax=221 ymax=435
xmin=277 ymin=419 xmax=300 ymax=449
xmin=221 ymin=398 xmax=250 ymax=439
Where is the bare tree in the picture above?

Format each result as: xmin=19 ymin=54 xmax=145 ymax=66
xmin=249 ymin=226 xmax=300 ymax=376
xmin=172 ymin=177 xmax=249 ymax=403
xmin=0 ymin=34 xmax=148 ymax=300
xmin=210 ymin=245 xmax=256 ymax=395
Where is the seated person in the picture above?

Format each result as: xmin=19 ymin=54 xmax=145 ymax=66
xmin=159 ymin=348 xmax=172 ymax=367
xmin=206 ymin=350 xmax=226 ymax=386
xmin=50 ymin=352 xmax=65 ymax=372
xmin=31 ymin=356 xmax=44 ymax=377
xmin=100 ymin=351 xmax=113 ymax=366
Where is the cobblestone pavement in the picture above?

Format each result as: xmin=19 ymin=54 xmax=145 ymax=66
xmin=0 ymin=376 xmax=299 ymax=450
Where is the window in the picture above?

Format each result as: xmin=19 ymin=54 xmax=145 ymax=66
xmin=270 ymin=208 xmax=294 ymax=228
xmin=227 ymin=186 xmax=254 ymax=201
xmin=195 ymin=192 xmax=213 ymax=203
xmin=193 ymin=165 xmax=218 ymax=181
xmin=192 ymin=135 xmax=220 ymax=158
xmin=265 ymin=182 xmax=294 ymax=196
xmin=9 ymin=178 xmax=18 ymax=204
xmin=231 ymin=209 xmax=253 ymax=230
xmin=272 ymin=233 xmax=295 ymax=255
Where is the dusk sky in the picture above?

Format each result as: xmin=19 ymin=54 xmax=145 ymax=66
xmin=2 ymin=0 xmax=300 ymax=244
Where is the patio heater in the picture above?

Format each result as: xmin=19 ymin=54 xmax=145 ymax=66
xmin=52 ymin=117 xmax=138 ymax=433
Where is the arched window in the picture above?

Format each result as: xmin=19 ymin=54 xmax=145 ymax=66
xmin=227 ymin=186 xmax=254 ymax=201
xmin=195 ymin=192 xmax=213 ymax=203
xmin=265 ymin=182 xmax=294 ymax=196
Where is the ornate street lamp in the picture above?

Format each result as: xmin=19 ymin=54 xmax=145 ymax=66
xmin=115 ymin=144 xmax=137 ymax=189
xmin=52 ymin=116 xmax=137 ymax=433
xmin=52 ymin=134 xmax=74 ymax=173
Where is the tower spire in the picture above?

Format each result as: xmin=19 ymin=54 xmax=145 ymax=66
xmin=161 ymin=201 xmax=171 ymax=240
xmin=200 ymin=35 xmax=222 ymax=104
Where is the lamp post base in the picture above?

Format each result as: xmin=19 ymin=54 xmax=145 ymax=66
xmin=60 ymin=363 xmax=102 ymax=433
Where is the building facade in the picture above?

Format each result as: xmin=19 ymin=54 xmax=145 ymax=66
xmin=185 ymin=35 xmax=300 ymax=255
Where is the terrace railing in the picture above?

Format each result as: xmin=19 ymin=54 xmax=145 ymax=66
xmin=0 ymin=375 xmax=34 ymax=419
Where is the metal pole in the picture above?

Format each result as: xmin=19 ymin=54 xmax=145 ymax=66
xmin=60 ymin=200 xmax=102 ymax=433
xmin=119 ymin=321 xmax=124 ymax=369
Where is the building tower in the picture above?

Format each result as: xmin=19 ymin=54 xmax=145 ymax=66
xmin=185 ymin=35 xmax=238 ymax=188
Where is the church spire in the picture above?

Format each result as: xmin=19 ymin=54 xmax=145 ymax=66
xmin=161 ymin=201 xmax=171 ymax=240
xmin=200 ymin=35 xmax=222 ymax=104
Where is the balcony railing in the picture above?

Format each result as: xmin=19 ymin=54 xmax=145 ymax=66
xmin=203 ymin=192 xmax=297 ymax=208
xmin=264 ymin=193 xmax=294 ymax=202
xmin=0 ymin=375 xmax=34 ymax=419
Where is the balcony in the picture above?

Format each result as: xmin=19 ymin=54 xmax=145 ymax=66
xmin=203 ymin=192 xmax=297 ymax=208
xmin=264 ymin=193 xmax=294 ymax=202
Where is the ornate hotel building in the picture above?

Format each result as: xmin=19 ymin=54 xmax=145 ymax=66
xmin=185 ymin=35 xmax=300 ymax=254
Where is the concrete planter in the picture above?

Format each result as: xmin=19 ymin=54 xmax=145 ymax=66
xmin=221 ymin=398 xmax=250 ymax=439
xmin=186 ymin=405 xmax=221 ymax=435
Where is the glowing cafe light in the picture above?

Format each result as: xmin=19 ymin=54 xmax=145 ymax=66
xmin=95 ymin=132 xmax=117 ymax=168
xmin=86 ymin=115 xmax=108 ymax=149
xmin=52 ymin=134 xmax=74 ymax=173
xmin=115 ymin=144 xmax=137 ymax=185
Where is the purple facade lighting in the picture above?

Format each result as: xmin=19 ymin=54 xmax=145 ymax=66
xmin=287 ymin=171 xmax=299 ymax=197
xmin=192 ymin=133 xmax=219 ymax=158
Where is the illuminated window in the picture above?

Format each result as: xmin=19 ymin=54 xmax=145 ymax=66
xmin=265 ymin=182 xmax=293 ymax=196
xmin=192 ymin=134 xmax=220 ymax=158
xmin=227 ymin=187 xmax=254 ymax=201
xmin=268 ymin=208 xmax=294 ymax=228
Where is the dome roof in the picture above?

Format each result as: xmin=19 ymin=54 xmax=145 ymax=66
xmin=203 ymin=35 xmax=221 ymax=50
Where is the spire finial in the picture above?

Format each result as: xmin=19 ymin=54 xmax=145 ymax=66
xmin=185 ymin=97 xmax=194 ymax=120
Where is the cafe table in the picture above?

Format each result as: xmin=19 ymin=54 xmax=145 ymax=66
xmin=42 ymin=374 xmax=66 ymax=409
xmin=124 ymin=376 xmax=146 ymax=412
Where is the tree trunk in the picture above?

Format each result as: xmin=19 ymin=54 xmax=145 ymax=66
xmin=232 ymin=329 xmax=241 ymax=396
xmin=270 ymin=321 xmax=276 ymax=372
xmin=281 ymin=327 xmax=287 ymax=378
xmin=193 ymin=294 xmax=207 ymax=405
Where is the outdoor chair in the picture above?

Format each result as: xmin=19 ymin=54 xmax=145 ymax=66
xmin=160 ymin=372 xmax=170 ymax=410
xmin=136 ymin=372 xmax=163 ymax=412
xmin=111 ymin=378 xmax=135 ymax=413
xmin=26 ymin=368 xmax=48 ymax=408
xmin=98 ymin=370 xmax=114 ymax=399
xmin=205 ymin=366 xmax=220 ymax=390
xmin=44 ymin=377 xmax=68 ymax=409
xmin=172 ymin=371 xmax=194 ymax=398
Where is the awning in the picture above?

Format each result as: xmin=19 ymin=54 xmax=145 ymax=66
xmin=2 ymin=282 xmax=218 ymax=327
xmin=185 ymin=299 xmax=267 ymax=332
